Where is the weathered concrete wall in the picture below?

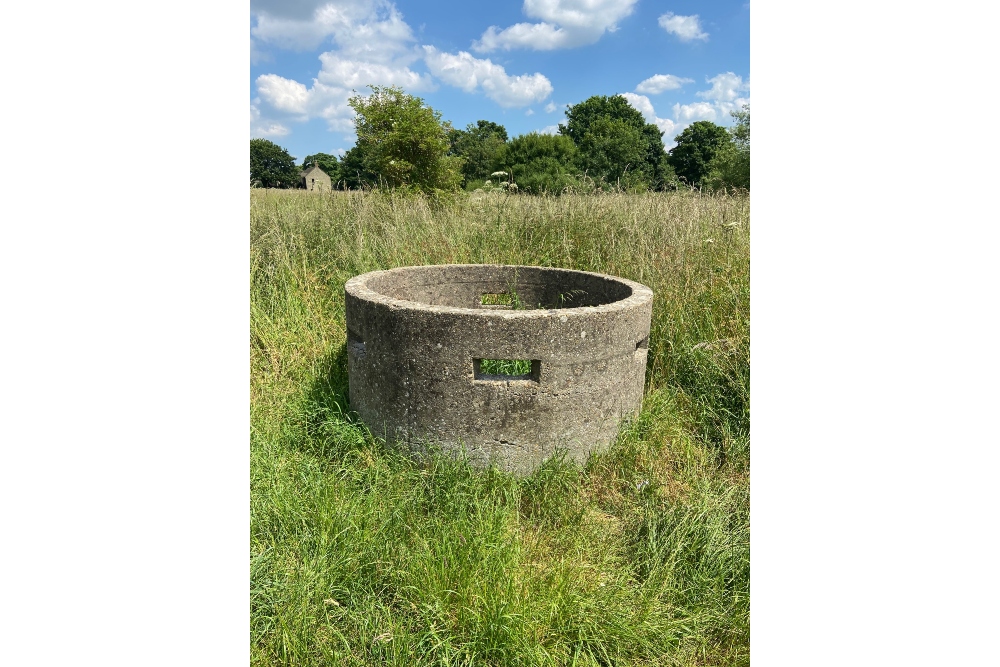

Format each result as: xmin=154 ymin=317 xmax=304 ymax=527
xmin=344 ymin=265 xmax=653 ymax=473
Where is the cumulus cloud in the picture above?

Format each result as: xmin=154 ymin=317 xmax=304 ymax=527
xmin=251 ymin=0 xmax=431 ymax=137
xmin=635 ymin=73 xmax=694 ymax=94
xmin=256 ymin=75 xmax=311 ymax=117
xmin=658 ymin=13 xmax=708 ymax=42
xmin=696 ymin=71 xmax=750 ymax=116
xmin=620 ymin=93 xmax=679 ymax=145
xmin=672 ymin=101 xmax=717 ymax=122
xmin=525 ymin=108 xmax=535 ymax=116
xmin=255 ymin=73 xmax=354 ymax=132
xmin=537 ymin=125 xmax=561 ymax=135
xmin=544 ymin=101 xmax=558 ymax=113
xmin=250 ymin=104 xmax=290 ymax=138
xmin=252 ymin=122 xmax=291 ymax=138
xmin=422 ymin=46 xmax=552 ymax=107
xmin=317 ymin=52 xmax=435 ymax=91
xmin=621 ymin=73 xmax=751 ymax=149
xmin=473 ymin=0 xmax=639 ymax=51
xmin=251 ymin=0 xmax=416 ymax=57
xmin=475 ymin=23 xmax=568 ymax=51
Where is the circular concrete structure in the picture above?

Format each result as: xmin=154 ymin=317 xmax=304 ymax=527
xmin=344 ymin=265 xmax=653 ymax=473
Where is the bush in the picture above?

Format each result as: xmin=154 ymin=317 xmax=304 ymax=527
xmin=497 ymin=133 xmax=586 ymax=195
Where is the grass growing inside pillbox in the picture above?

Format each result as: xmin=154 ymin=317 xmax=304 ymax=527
xmin=251 ymin=188 xmax=750 ymax=666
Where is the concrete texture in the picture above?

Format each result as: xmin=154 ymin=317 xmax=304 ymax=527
xmin=344 ymin=265 xmax=653 ymax=473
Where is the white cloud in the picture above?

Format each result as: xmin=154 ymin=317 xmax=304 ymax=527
xmin=672 ymin=101 xmax=717 ymax=123
xmin=256 ymin=75 xmax=311 ymax=116
xmin=544 ymin=101 xmax=558 ymax=113
xmin=537 ymin=125 xmax=560 ymax=135
xmin=255 ymin=74 xmax=354 ymax=131
xmin=620 ymin=92 xmax=654 ymax=118
xmin=658 ymin=13 xmax=708 ymax=42
xmin=697 ymin=72 xmax=748 ymax=103
xmin=696 ymin=72 xmax=750 ymax=116
xmin=250 ymin=104 xmax=290 ymax=138
xmin=620 ymin=93 xmax=679 ymax=146
xmin=525 ymin=108 xmax=535 ymax=116
xmin=635 ymin=73 xmax=694 ymax=94
xmin=474 ymin=23 xmax=569 ymax=51
xmin=422 ymin=46 xmax=552 ymax=107
xmin=473 ymin=0 xmax=639 ymax=51
xmin=251 ymin=0 xmax=416 ymax=58
xmin=623 ymin=74 xmax=752 ymax=149
xmin=252 ymin=122 xmax=291 ymax=138
xmin=252 ymin=0 xmax=441 ymax=137
xmin=317 ymin=52 xmax=435 ymax=91
xmin=251 ymin=0 xmax=431 ymax=134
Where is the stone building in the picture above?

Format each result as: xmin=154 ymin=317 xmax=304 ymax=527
xmin=299 ymin=164 xmax=332 ymax=191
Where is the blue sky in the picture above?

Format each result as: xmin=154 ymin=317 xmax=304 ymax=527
xmin=250 ymin=0 xmax=749 ymax=163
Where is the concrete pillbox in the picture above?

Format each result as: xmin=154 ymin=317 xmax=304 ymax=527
xmin=344 ymin=264 xmax=653 ymax=473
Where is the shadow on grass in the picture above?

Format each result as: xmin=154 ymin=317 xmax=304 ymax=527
xmin=293 ymin=341 xmax=376 ymax=461
xmin=306 ymin=341 xmax=352 ymax=420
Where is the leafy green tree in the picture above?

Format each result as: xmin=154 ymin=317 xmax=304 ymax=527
xmin=559 ymin=95 xmax=669 ymax=189
xmin=347 ymin=86 xmax=462 ymax=192
xmin=704 ymin=104 xmax=750 ymax=191
xmin=250 ymin=139 xmax=299 ymax=188
xmin=497 ymin=133 xmax=582 ymax=195
xmin=337 ymin=146 xmax=375 ymax=189
xmin=667 ymin=121 xmax=731 ymax=188
xmin=730 ymin=104 xmax=750 ymax=148
xmin=644 ymin=125 xmax=678 ymax=189
xmin=576 ymin=116 xmax=652 ymax=189
xmin=448 ymin=120 xmax=508 ymax=186
xmin=301 ymin=153 xmax=341 ymax=186
xmin=656 ymin=153 xmax=680 ymax=190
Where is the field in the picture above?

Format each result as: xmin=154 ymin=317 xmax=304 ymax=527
xmin=250 ymin=188 xmax=750 ymax=666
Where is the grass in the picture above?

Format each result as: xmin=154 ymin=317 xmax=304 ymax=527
xmin=251 ymin=188 xmax=750 ymax=666
xmin=478 ymin=358 xmax=533 ymax=377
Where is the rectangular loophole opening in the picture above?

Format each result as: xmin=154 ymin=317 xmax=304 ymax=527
xmin=474 ymin=358 xmax=540 ymax=382
xmin=480 ymin=292 xmax=514 ymax=309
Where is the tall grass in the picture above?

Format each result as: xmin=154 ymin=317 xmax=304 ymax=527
xmin=251 ymin=188 xmax=750 ymax=666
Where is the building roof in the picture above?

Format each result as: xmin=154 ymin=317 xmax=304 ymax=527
xmin=299 ymin=164 xmax=329 ymax=178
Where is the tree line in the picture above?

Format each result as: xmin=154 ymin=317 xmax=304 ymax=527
xmin=250 ymin=86 xmax=749 ymax=194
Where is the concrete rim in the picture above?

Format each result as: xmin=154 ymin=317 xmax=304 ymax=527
xmin=344 ymin=264 xmax=653 ymax=318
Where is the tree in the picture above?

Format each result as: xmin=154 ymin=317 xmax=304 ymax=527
xmin=576 ymin=116 xmax=652 ymax=190
xmin=347 ymin=86 xmax=462 ymax=192
xmin=730 ymin=104 xmax=750 ymax=148
xmin=337 ymin=146 xmax=376 ymax=190
xmin=250 ymin=139 xmax=299 ymax=188
xmin=705 ymin=105 xmax=750 ymax=191
xmin=559 ymin=95 xmax=669 ymax=189
xmin=301 ymin=153 xmax=341 ymax=187
xmin=448 ymin=120 xmax=508 ymax=186
xmin=667 ymin=121 xmax=731 ymax=188
xmin=497 ymin=133 xmax=582 ymax=195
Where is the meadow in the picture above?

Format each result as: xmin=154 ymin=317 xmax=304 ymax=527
xmin=250 ymin=188 xmax=750 ymax=666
